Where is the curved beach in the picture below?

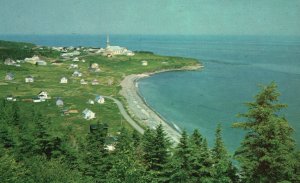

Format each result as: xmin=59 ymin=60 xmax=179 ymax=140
xmin=120 ymin=64 xmax=202 ymax=144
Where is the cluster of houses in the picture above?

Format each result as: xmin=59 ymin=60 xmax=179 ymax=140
xmin=24 ymin=55 xmax=47 ymax=65
xmin=4 ymin=58 xmax=21 ymax=67
xmin=4 ymin=73 xmax=34 ymax=83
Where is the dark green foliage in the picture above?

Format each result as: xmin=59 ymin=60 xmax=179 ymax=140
xmin=212 ymin=124 xmax=236 ymax=183
xmin=233 ymin=82 xmax=299 ymax=183
xmin=169 ymin=130 xmax=193 ymax=183
xmin=83 ymin=122 xmax=110 ymax=182
xmin=141 ymin=124 xmax=171 ymax=182
xmin=189 ymin=130 xmax=214 ymax=182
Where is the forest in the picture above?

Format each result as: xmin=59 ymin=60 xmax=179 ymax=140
xmin=1 ymin=81 xmax=299 ymax=182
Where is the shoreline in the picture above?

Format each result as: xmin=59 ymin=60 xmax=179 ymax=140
xmin=119 ymin=64 xmax=203 ymax=144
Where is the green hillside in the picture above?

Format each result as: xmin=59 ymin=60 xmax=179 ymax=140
xmin=0 ymin=40 xmax=199 ymax=137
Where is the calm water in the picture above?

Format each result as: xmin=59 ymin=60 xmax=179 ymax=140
xmin=1 ymin=34 xmax=299 ymax=152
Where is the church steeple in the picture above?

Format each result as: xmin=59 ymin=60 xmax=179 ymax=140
xmin=106 ymin=34 xmax=110 ymax=48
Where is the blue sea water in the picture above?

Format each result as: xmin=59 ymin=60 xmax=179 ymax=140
xmin=1 ymin=34 xmax=299 ymax=152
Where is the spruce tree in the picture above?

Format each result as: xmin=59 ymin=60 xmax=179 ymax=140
xmin=233 ymin=82 xmax=299 ymax=182
xmin=189 ymin=129 xmax=214 ymax=182
xmin=141 ymin=124 xmax=171 ymax=182
xmin=83 ymin=122 xmax=110 ymax=182
xmin=170 ymin=130 xmax=192 ymax=183
xmin=212 ymin=124 xmax=236 ymax=183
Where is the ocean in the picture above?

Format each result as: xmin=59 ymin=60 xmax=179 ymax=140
xmin=1 ymin=34 xmax=299 ymax=152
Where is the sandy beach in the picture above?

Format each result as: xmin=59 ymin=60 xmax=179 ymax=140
xmin=120 ymin=64 xmax=203 ymax=144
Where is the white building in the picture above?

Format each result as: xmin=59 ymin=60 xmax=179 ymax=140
xmin=38 ymin=91 xmax=48 ymax=100
xmin=91 ymin=79 xmax=99 ymax=85
xmin=25 ymin=75 xmax=34 ymax=83
xmin=80 ymin=79 xmax=88 ymax=85
xmin=5 ymin=73 xmax=14 ymax=80
xmin=24 ymin=55 xmax=42 ymax=64
xmin=102 ymin=35 xmax=134 ymax=56
xmin=82 ymin=108 xmax=95 ymax=120
xmin=69 ymin=64 xmax=78 ymax=69
xmin=95 ymin=95 xmax=105 ymax=104
xmin=141 ymin=60 xmax=148 ymax=66
xmin=56 ymin=98 xmax=64 ymax=106
xmin=4 ymin=58 xmax=16 ymax=65
xmin=72 ymin=57 xmax=79 ymax=62
xmin=72 ymin=71 xmax=82 ymax=77
xmin=60 ymin=77 xmax=68 ymax=84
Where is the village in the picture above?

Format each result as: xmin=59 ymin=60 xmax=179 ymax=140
xmin=1 ymin=35 xmax=149 ymax=123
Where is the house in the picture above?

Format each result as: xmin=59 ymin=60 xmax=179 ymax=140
xmin=33 ymin=97 xmax=43 ymax=103
xmin=80 ymin=79 xmax=88 ymax=85
xmin=72 ymin=71 xmax=82 ymax=77
xmin=95 ymin=95 xmax=105 ymax=104
xmin=56 ymin=98 xmax=64 ymax=107
xmin=4 ymin=58 xmax=16 ymax=65
xmin=5 ymin=73 xmax=14 ymax=80
xmin=61 ymin=51 xmax=80 ymax=58
xmin=91 ymin=79 xmax=99 ymax=85
xmin=24 ymin=55 xmax=41 ymax=64
xmin=36 ymin=60 xmax=47 ymax=66
xmin=91 ymin=63 xmax=99 ymax=69
xmin=141 ymin=60 xmax=148 ymax=66
xmin=6 ymin=95 xmax=16 ymax=101
xmin=38 ymin=91 xmax=48 ymax=100
xmin=87 ymin=99 xmax=94 ymax=105
xmin=69 ymin=64 xmax=78 ymax=69
xmin=72 ymin=57 xmax=79 ymax=62
xmin=82 ymin=108 xmax=95 ymax=120
xmin=25 ymin=75 xmax=34 ymax=83
xmin=60 ymin=77 xmax=68 ymax=84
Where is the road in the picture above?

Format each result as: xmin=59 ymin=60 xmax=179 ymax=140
xmin=103 ymin=96 xmax=145 ymax=134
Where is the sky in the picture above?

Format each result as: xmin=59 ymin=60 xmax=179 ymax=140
xmin=0 ymin=0 xmax=300 ymax=36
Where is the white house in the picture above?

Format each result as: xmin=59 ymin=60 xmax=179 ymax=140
xmin=80 ymin=79 xmax=88 ymax=85
xmin=91 ymin=79 xmax=99 ymax=85
xmin=72 ymin=71 xmax=82 ymax=77
xmin=6 ymin=95 xmax=16 ymax=101
xmin=60 ymin=77 xmax=68 ymax=84
xmin=95 ymin=95 xmax=105 ymax=104
xmin=5 ymin=73 xmax=14 ymax=80
xmin=87 ymin=99 xmax=94 ymax=105
xmin=25 ymin=75 xmax=34 ymax=83
xmin=38 ymin=91 xmax=48 ymax=100
xmin=24 ymin=55 xmax=41 ymax=64
xmin=33 ymin=97 xmax=42 ymax=103
xmin=61 ymin=51 xmax=80 ymax=58
xmin=4 ymin=58 xmax=16 ymax=65
xmin=72 ymin=57 xmax=79 ymax=62
xmin=141 ymin=60 xmax=148 ymax=66
xmin=56 ymin=98 xmax=64 ymax=106
xmin=69 ymin=64 xmax=78 ymax=69
xmin=36 ymin=60 xmax=47 ymax=66
xmin=82 ymin=108 xmax=95 ymax=120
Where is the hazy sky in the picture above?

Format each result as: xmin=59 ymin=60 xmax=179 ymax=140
xmin=0 ymin=0 xmax=300 ymax=35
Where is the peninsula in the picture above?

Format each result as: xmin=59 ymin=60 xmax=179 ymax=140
xmin=0 ymin=39 xmax=201 ymax=142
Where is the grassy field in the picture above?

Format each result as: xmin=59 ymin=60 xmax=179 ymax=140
xmin=0 ymin=40 xmax=199 ymax=138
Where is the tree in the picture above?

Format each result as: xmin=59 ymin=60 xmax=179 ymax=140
xmin=189 ymin=129 xmax=214 ymax=183
xmin=141 ymin=124 xmax=171 ymax=182
xmin=83 ymin=122 xmax=110 ymax=182
xmin=212 ymin=124 xmax=236 ymax=183
xmin=169 ymin=130 xmax=193 ymax=183
xmin=233 ymin=82 xmax=299 ymax=182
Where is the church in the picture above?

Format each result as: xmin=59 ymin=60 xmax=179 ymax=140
xmin=102 ymin=35 xmax=134 ymax=56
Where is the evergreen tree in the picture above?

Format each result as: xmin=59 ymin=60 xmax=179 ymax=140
xmin=170 ymin=130 xmax=192 ymax=183
xmin=233 ymin=82 xmax=298 ymax=182
xmin=212 ymin=124 xmax=236 ymax=183
xmin=83 ymin=122 xmax=110 ymax=182
xmin=189 ymin=129 xmax=214 ymax=183
xmin=141 ymin=124 xmax=171 ymax=182
xmin=107 ymin=128 xmax=147 ymax=183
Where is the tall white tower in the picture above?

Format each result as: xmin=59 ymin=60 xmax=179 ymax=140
xmin=106 ymin=34 xmax=110 ymax=48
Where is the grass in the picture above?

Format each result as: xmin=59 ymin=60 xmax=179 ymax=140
xmin=0 ymin=40 xmax=199 ymax=137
